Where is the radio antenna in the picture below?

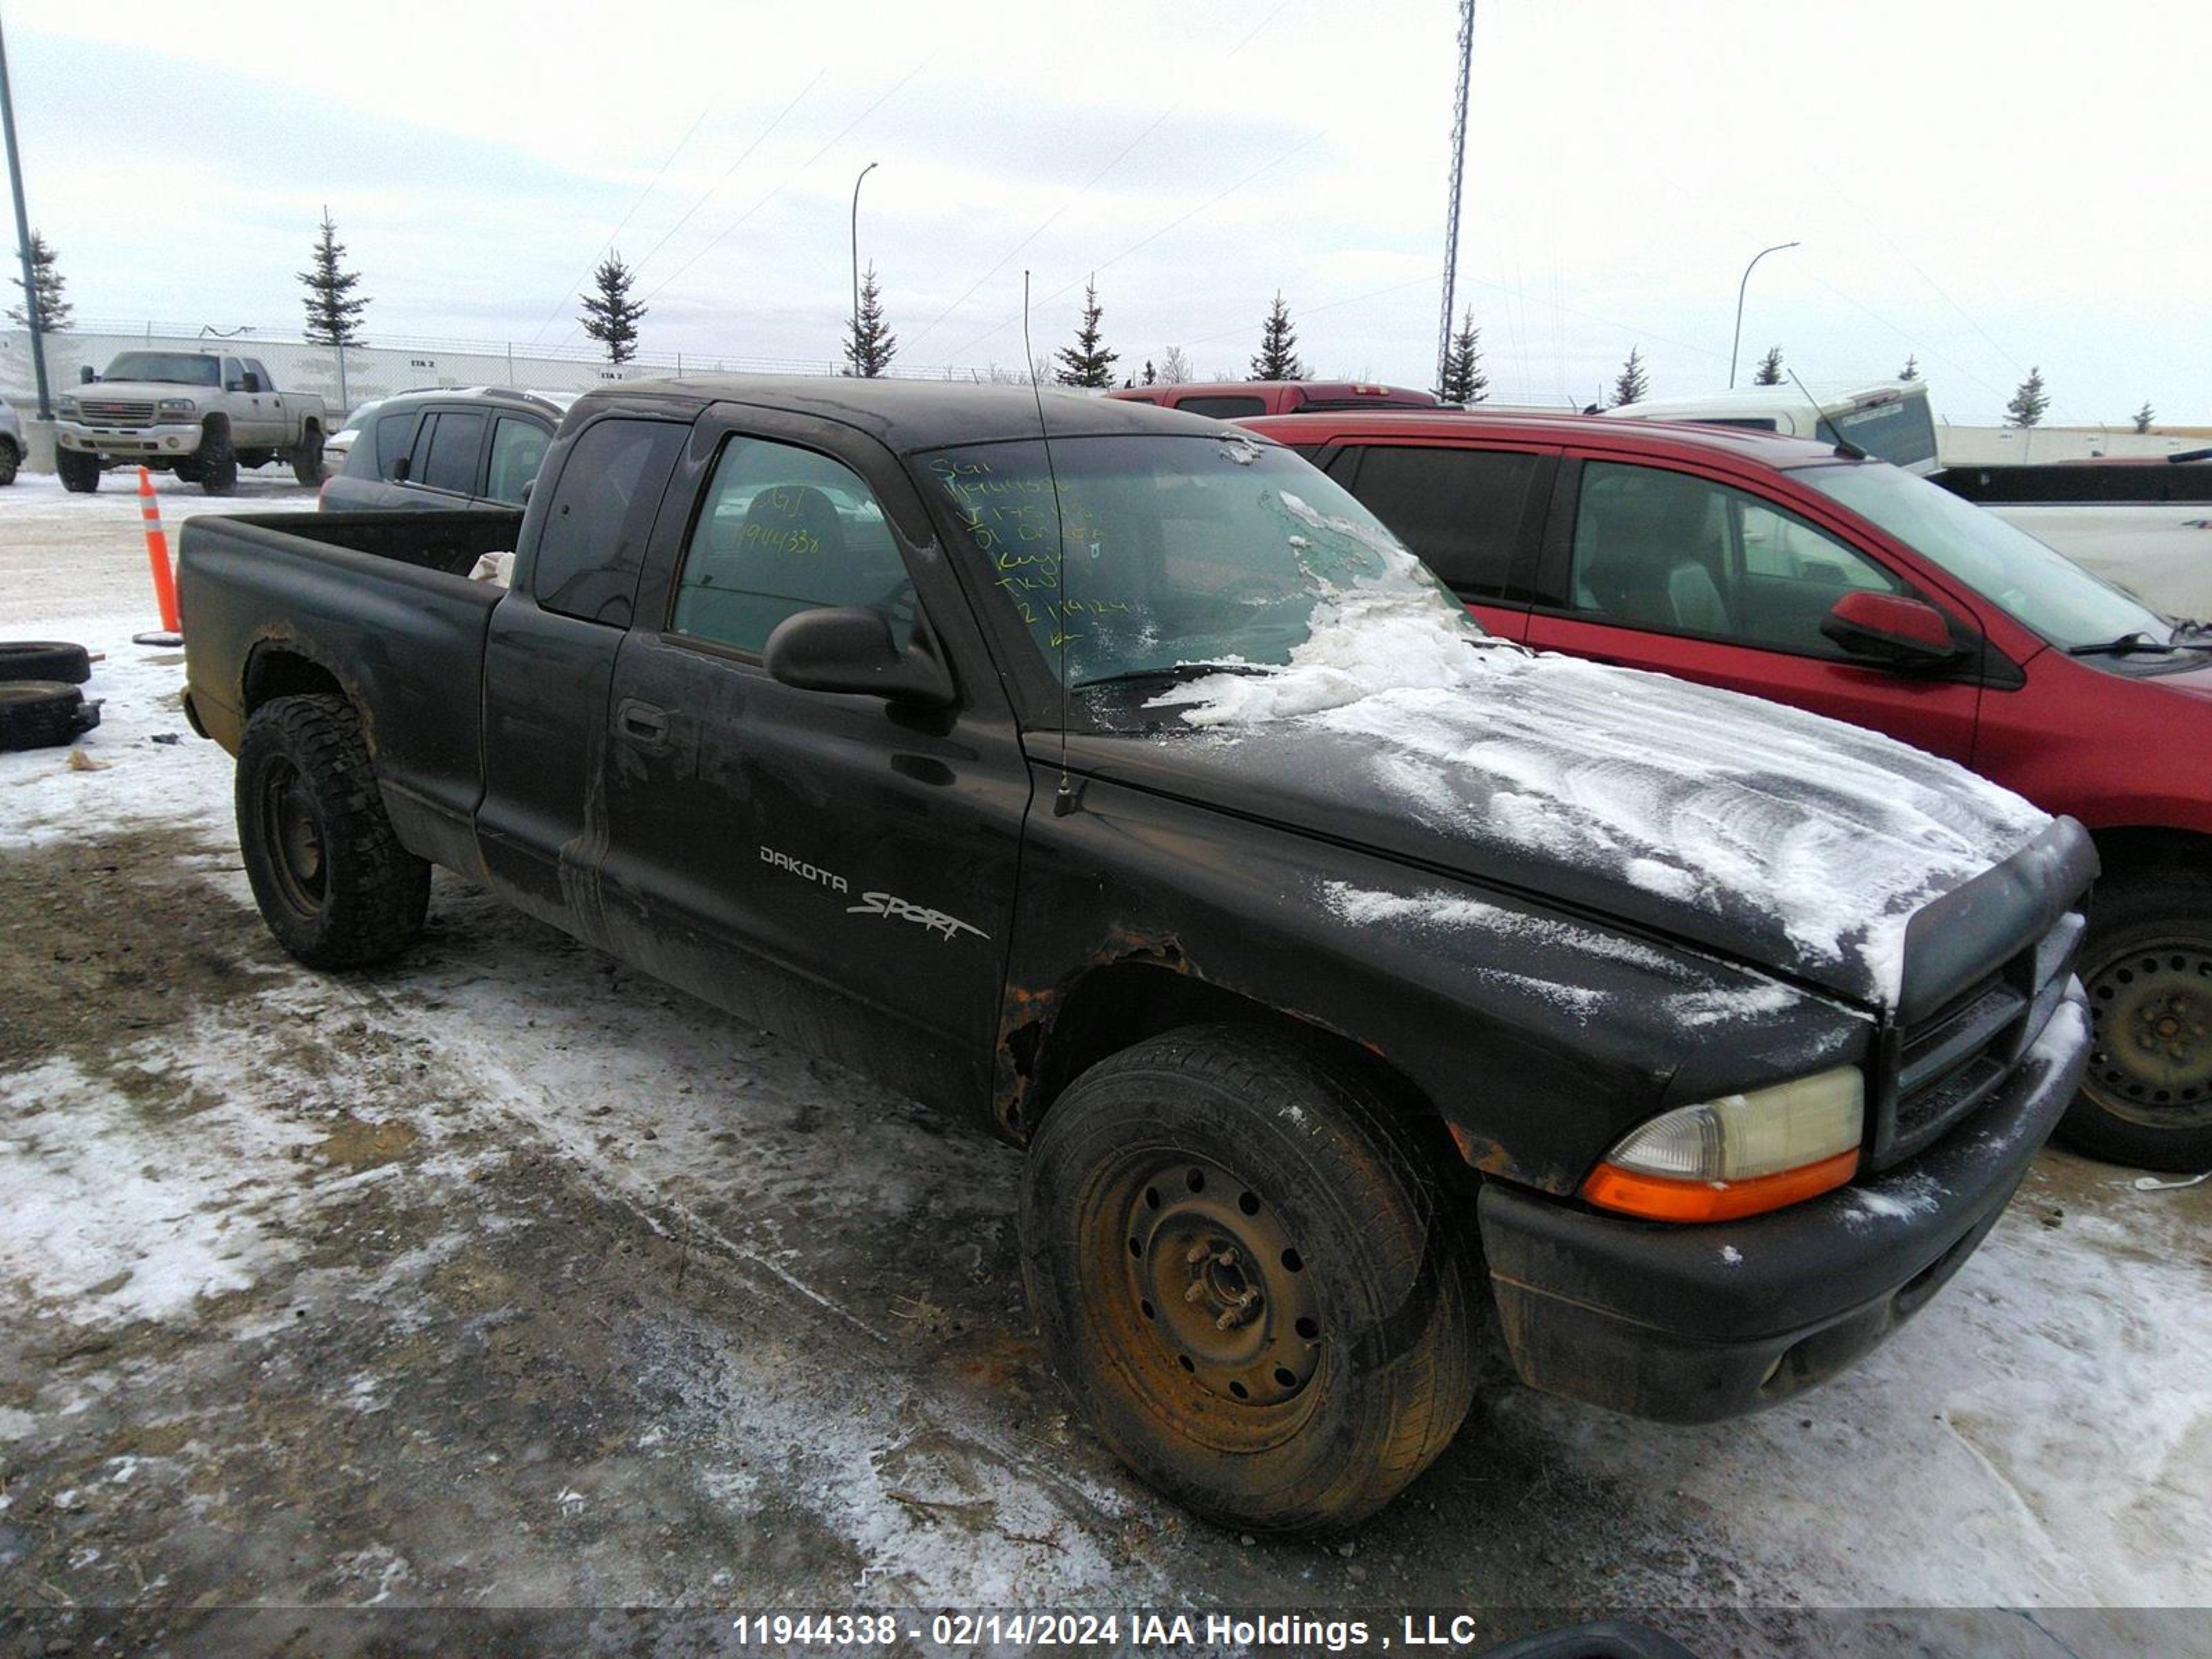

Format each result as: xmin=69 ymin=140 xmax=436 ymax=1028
xmin=1022 ymin=270 xmax=1080 ymax=816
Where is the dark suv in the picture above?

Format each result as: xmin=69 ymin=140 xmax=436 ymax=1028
xmin=320 ymin=387 xmax=572 ymax=512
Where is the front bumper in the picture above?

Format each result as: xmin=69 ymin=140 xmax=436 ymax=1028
xmin=57 ymin=422 xmax=203 ymax=458
xmin=1478 ymin=987 xmax=2089 ymax=1424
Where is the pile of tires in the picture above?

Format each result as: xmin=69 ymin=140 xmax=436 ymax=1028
xmin=0 ymin=641 xmax=101 ymax=753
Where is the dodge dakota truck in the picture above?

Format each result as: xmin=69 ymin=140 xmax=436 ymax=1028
xmin=57 ymin=350 xmax=330 ymax=494
xmin=178 ymin=379 xmax=2094 ymax=1531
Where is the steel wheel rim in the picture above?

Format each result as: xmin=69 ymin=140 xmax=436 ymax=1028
xmin=261 ymin=758 xmax=328 ymax=917
xmin=2084 ymin=937 xmax=2212 ymax=1129
xmin=1085 ymin=1145 xmax=1326 ymax=1454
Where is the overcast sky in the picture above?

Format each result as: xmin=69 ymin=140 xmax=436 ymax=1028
xmin=9 ymin=1 xmax=2207 ymax=424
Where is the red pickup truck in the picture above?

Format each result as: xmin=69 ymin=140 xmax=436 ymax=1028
xmin=1246 ymin=409 xmax=2212 ymax=1172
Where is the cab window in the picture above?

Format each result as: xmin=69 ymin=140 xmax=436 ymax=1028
xmin=1172 ymin=394 xmax=1266 ymax=418
xmin=532 ymin=418 xmax=686 ymax=626
xmin=418 ymin=410 xmax=488 ymax=494
xmin=1568 ymin=460 xmax=1902 ymax=657
xmin=485 ymin=416 xmax=551 ymax=505
xmin=670 ymin=436 xmax=913 ymax=657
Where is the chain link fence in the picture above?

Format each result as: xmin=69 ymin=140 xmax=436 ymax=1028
xmin=1 ymin=322 xmax=1011 ymax=423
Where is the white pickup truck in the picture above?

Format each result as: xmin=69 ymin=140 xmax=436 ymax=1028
xmin=55 ymin=349 xmax=330 ymax=496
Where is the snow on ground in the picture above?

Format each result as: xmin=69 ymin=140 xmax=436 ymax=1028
xmin=0 ymin=478 xmax=2208 ymax=1647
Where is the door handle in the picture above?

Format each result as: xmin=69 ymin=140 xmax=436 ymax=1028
xmin=617 ymin=698 xmax=669 ymax=745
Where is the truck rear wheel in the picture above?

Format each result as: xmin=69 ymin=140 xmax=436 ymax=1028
xmin=236 ymin=693 xmax=429 ymax=969
xmin=2062 ymin=868 xmax=2212 ymax=1172
xmin=1020 ymin=1023 xmax=1474 ymax=1532
xmin=291 ymin=430 xmax=325 ymax=487
xmin=198 ymin=426 xmax=238 ymax=496
xmin=57 ymin=449 xmax=102 ymax=493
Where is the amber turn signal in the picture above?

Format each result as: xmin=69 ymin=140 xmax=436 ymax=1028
xmin=1580 ymin=1147 xmax=1861 ymax=1224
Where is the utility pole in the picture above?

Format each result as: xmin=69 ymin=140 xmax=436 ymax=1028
xmin=0 ymin=10 xmax=52 ymax=420
xmin=1434 ymin=0 xmax=1474 ymax=393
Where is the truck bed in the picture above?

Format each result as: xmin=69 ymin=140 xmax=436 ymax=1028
xmin=178 ymin=508 xmax=524 ymax=875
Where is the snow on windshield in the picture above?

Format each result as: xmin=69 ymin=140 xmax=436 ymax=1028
xmin=1161 ymin=569 xmax=2050 ymax=1006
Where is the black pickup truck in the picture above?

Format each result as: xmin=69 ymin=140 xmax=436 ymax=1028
xmin=179 ymin=378 xmax=2095 ymax=1531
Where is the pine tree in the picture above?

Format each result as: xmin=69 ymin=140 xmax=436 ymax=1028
xmin=580 ymin=251 xmax=647 ymax=366
xmin=1053 ymin=279 xmax=1118 ymax=388
xmin=296 ymin=211 xmax=366 ymax=346
xmin=1249 ymin=293 xmax=1306 ymax=381
xmin=1898 ymin=354 xmax=1920 ymax=382
xmin=1435 ymin=310 xmax=1489 ymax=404
xmin=2133 ymin=400 xmax=2155 ymax=435
xmin=1141 ymin=360 xmax=1156 ymax=386
xmin=7 ymin=229 xmax=71 ymax=330
xmin=1752 ymin=344 xmax=1785 ymax=386
xmin=2005 ymin=366 xmax=2049 ymax=429
xmin=842 ymin=262 xmax=897 ymax=377
xmin=1611 ymin=346 xmax=1650 ymax=407
xmin=1158 ymin=345 xmax=1193 ymax=385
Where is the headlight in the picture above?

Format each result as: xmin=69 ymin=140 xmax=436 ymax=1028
xmin=1581 ymin=1066 xmax=1864 ymax=1223
xmin=158 ymin=397 xmax=197 ymax=415
xmin=57 ymin=394 xmax=79 ymax=416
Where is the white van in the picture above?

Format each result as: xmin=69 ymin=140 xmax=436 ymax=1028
xmin=1603 ymin=380 xmax=1938 ymax=475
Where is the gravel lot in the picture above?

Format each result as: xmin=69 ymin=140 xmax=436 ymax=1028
xmin=1 ymin=473 xmax=2206 ymax=1657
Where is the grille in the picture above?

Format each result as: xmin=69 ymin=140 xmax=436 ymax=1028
xmin=81 ymin=399 xmax=158 ymax=427
xmin=1883 ymin=910 xmax=2085 ymax=1165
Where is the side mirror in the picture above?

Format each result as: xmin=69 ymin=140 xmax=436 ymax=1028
xmin=78 ymin=365 xmax=97 ymax=384
xmin=762 ymin=608 xmax=955 ymax=708
xmin=519 ymin=477 xmax=535 ymax=504
xmin=1821 ymin=590 xmax=1963 ymax=667
xmin=390 ymin=456 xmax=411 ymax=482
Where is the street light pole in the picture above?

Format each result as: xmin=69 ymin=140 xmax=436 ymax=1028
xmin=850 ymin=160 xmax=878 ymax=372
xmin=0 ymin=11 xmax=52 ymax=421
xmin=1729 ymin=240 xmax=1799 ymax=388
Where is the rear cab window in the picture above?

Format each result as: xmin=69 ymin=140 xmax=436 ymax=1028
xmin=528 ymin=418 xmax=687 ymax=627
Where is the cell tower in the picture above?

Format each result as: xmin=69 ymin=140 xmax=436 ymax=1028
xmin=1434 ymin=0 xmax=1475 ymax=395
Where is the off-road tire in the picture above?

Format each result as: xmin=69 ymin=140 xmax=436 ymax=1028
xmin=0 ymin=438 xmax=19 ymax=486
xmin=198 ymin=425 xmax=238 ymax=496
xmin=0 ymin=682 xmax=100 ymax=751
xmin=290 ymin=430 xmax=325 ymax=487
xmin=171 ymin=456 xmax=204 ymax=485
xmin=236 ymin=693 xmax=430 ymax=969
xmin=0 ymin=641 xmax=91 ymax=684
xmin=2061 ymin=866 xmax=2212 ymax=1171
xmin=57 ymin=448 xmax=102 ymax=493
xmin=1020 ymin=1022 xmax=1475 ymax=1533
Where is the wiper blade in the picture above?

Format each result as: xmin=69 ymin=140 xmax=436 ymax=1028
xmin=2066 ymin=630 xmax=2212 ymax=657
xmin=1071 ymin=662 xmax=1271 ymax=691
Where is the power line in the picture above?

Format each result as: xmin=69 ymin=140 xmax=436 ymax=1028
xmin=626 ymin=71 xmax=826 ymax=288
xmin=524 ymin=95 xmax=718 ymax=348
xmin=635 ymin=57 xmax=931 ymax=312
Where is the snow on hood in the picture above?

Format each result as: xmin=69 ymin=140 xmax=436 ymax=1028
xmin=1148 ymin=562 xmax=2051 ymax=1009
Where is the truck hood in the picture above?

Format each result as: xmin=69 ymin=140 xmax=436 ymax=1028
xmin=1065 ymin=632 xmax=2065 ymax=1013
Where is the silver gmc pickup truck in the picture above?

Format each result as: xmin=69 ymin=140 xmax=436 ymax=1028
xmin=55 ymin=349 xmax=330 ymax=495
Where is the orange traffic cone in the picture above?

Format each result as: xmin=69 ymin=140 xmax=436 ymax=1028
xmin=133 ymin=466 xmax=184 ymax=647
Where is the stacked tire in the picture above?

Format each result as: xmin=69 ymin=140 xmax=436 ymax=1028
xmin=0 ymin=641 xmax=101 ymax=753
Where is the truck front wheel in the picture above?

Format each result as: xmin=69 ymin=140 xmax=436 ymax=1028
xmin=236 ymin=693 xmax=430 ymax=969
xmin=198 ymin=425 xmax=238 ymax=496
xmin=2063 ymin=867 xmax=2212 ymax=1171
xmin=0 ymin=438 xmax=18 ymax=486
xmin=57 ymin=448 xmax=102 ymax=493
xmin=1019 ymin=1023 xmax=1475 ymax=1532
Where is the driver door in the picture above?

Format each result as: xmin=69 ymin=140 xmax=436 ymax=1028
xmin=1524 ymin=457 xmax=1985 ymax=766
xmin=597 ymin=413 xmax=1031 ymax=1117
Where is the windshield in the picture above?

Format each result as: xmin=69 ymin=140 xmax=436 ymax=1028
xmin=919 ymin=433 xmax=1481 ymax=707
xmin=1794 ymin=460 xmax=2172 ymax=649
xmin=103 ymin=352 xmax=222 ymax=388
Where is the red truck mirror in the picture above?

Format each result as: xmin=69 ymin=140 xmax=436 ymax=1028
xmin=1820 ymin=590 xmax=1962 ymax=667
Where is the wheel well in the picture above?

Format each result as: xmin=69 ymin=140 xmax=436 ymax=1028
xmin=2090 ymin=826 xmax=2211 ymax=885
xmin=301 ymin=418 xmax=322 ymax=439
xmin=203 ymin=413 xmax=230 ymax=439
xmin=243 ymin=648 xmax=344 ymax=712
xmin=1018 ymin=961 xmax=1453 ymax=1163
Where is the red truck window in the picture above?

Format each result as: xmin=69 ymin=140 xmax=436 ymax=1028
xmin=1568 ymin=460 xmax=1903 ymax=656
xmin=1173 ymin=394 xmax=1268 ymax=418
